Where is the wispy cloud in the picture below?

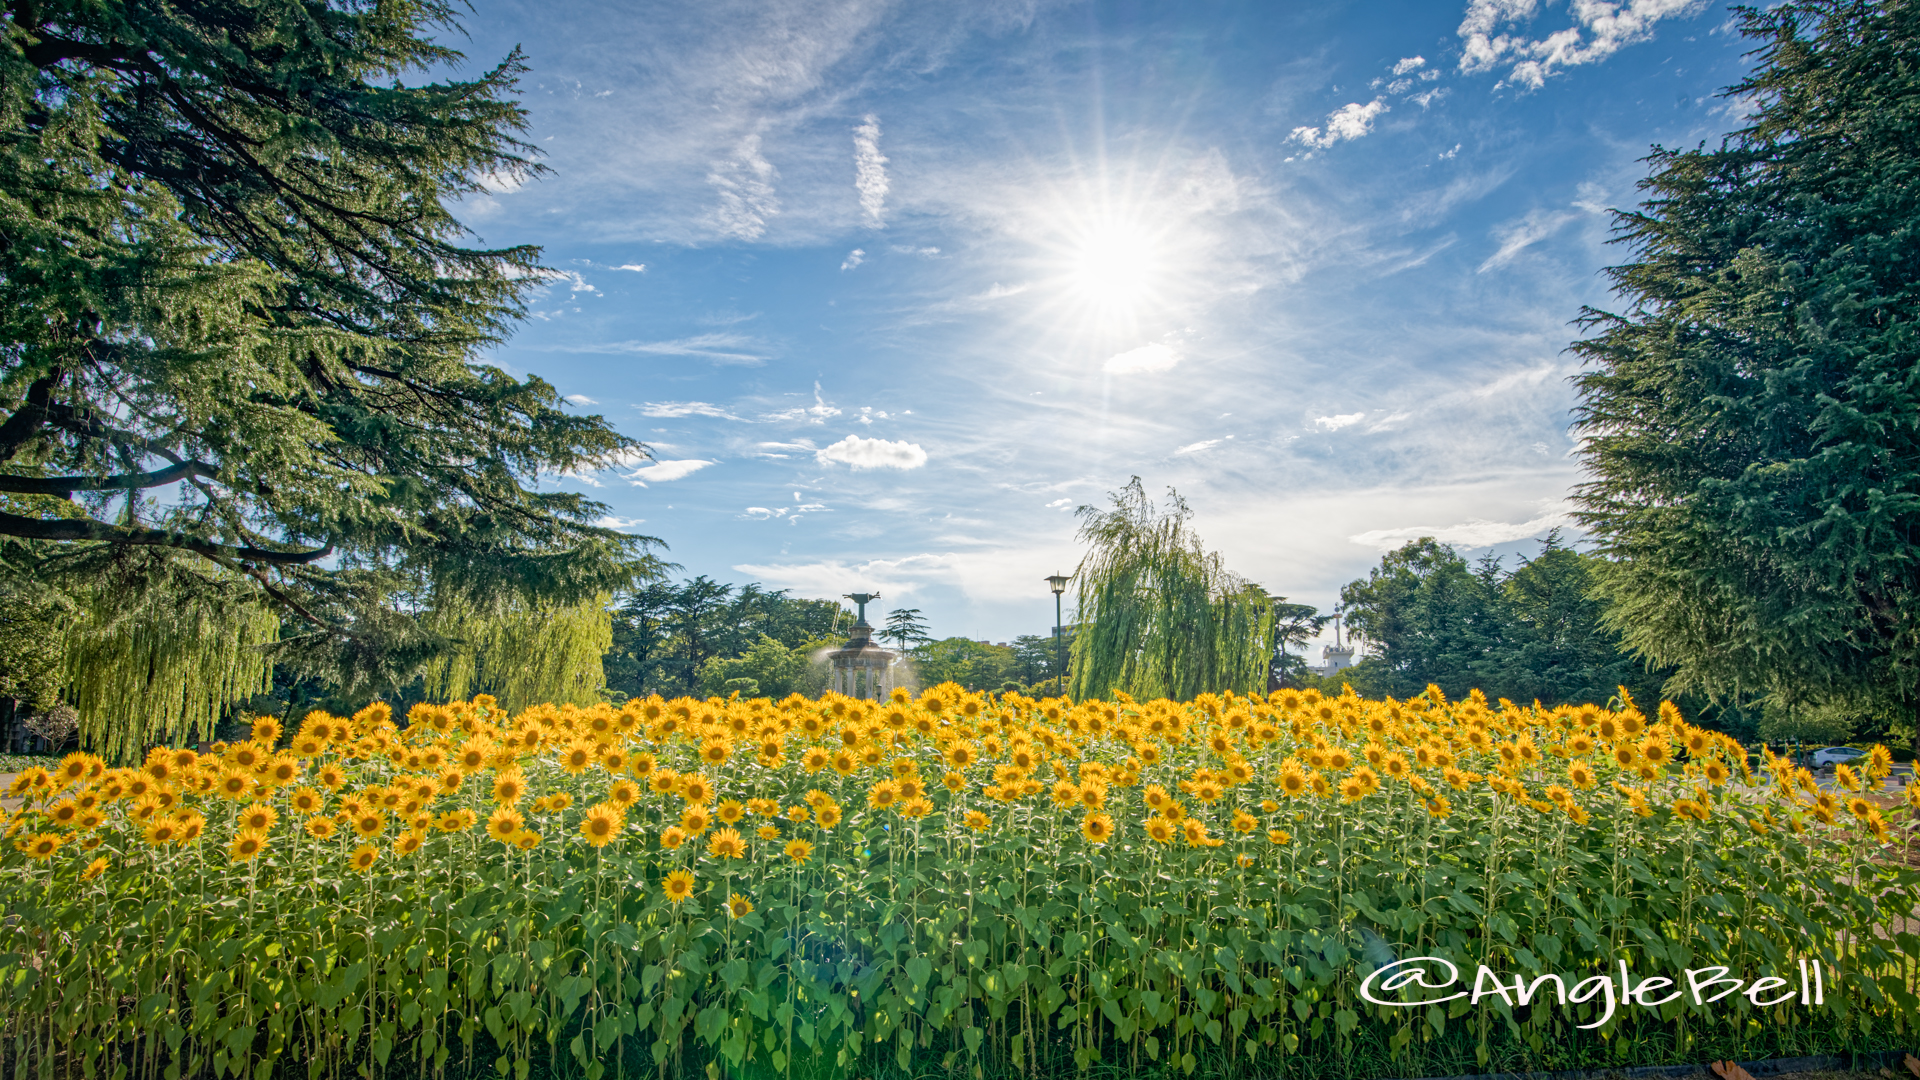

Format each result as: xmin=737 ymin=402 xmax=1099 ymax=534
xmin=614 ymin=264 xmax=647 ymax=272
xmin=1175 ymin=439 xmax=1222 ymax=455
xmin=1458 ymin=0 xmax=1705 ymax=89
xmin=1314 ymin=413 xmax=1366 ymax=431
xmin=564 ymin=393 xmax=598 ymax=405
xmin=625 ymin=458 xmax=717 ymax=486
xmin=573 ymin=333 xmax=771 ymax=365
xmin=1347 ymin=504 xmax=1575 ymax=550
xmin=592 ymin=515 xmax=648 ymax=530
xmin=1477 ymin=208 xmax=1580 ymax=272
xmin=816 ymin=434 xmax=928 ymax=470
xmin=762 ymin=383 xmax=843 ymax=424
xmin=640 ymin=401 xmax=749 ymax=421
xmin=707 ymin=133 xmax=780 ymax=240
xmin=1104 ymin=343 xmax=1183 ymax=375
xmin=1289 ymin=99 xmax=1388 ymax=150
xmin=841 ymin=248 xmax=865 ymax=271
xmin=853 ymin=115 xmax=889 ymax=227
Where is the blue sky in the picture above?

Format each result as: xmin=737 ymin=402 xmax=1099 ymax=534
xmin=449 ymin=0 xmax=1749 ymax=648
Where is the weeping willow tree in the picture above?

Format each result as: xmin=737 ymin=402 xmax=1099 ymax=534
xmin=58 ymin=557 xmax=279 ymax=762
xmin=420 ymin=592 xmax=614 ymax=712
xmin=1067 ymin=478 xmax=1276 ymax=701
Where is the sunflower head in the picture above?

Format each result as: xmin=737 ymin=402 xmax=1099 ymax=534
xmin=228 ymin=830 xmax=268 ymax=863
xmin=708 ymin=828 xmax=746 ymax=860
xmin=726 ymin=893 xmax=754 ymax=919
xmin=679 ymin=775 xmax=714 ymax=805
xmin=581 ymin=803 xmax=624 ymax=848
xmin=784 ymin=838 xmax=814 ymax=863
xmin=486 ymin=808 xmax=524 ymax=843
xmin=663 ymin=868 xmax=697 ymax=904
xmin=350 ymin=844 xmax=379 ymax=871
xmin=492 ymin=768 xmax=526 ymax=806
xmin=1080 ymin=812 xmax=1115 ymax=845
xmin=962 ymin=810 xmax=990 ymax=831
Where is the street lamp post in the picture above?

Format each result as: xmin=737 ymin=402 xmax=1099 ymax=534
xmin=1045 ymin=573 xmax=1071 ymax=697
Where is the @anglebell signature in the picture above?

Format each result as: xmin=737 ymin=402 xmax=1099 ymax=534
xmin=1358 ymin=956 xmax=1827 ymax=1030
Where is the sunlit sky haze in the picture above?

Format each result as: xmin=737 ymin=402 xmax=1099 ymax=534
xmin=450 ymin=0 xmax=1748 ymax=649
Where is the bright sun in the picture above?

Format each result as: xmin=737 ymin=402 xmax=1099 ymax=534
xmin=1068 ymin=219 xmax=1161 ymax=308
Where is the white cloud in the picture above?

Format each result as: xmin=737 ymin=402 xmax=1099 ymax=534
xmin=474 ymin=168 xmax=525 ymax=195
xmin=640 ymin=401 xmax=748 ymax=421
xmin=1469 ymin=360 xmax=1568 ymax=398
xmin=565 ymin=394 xmax=598 ymax=405
xmin=578 ymin=333 xmax=770 ymax=365
xmin=1347 ymin=505 xmax=1576 ymax=550
xmin=592 ymin=515 xmax=647 ymax=530
xmin=535 ymin=270 xmax=598 ymax=298
xmin=624 ymin=458 xmax=717 ymax=486
xmin=1046 ymin=498 xmax=1072 ymax=509
xmin=853 ymin=115 xmax=889 ymax=228
xmin=742 ymin=502 xmax=830 ymax=524
xmin=614 ymin=264 xmax=647 ymax=273
xmin=1175 ymin=439 xmax=1222 ymax=455
xmin=815 ymin=434 xmax=928 ymax=470
xmin=1458 ymin=0 xmax=1704 ymax=89
xmin=1289 ymin=99 xmax=1389 ymax=150
xmin=841 ymin=248 xmax=865 ymax=271
xmin=976 ymin=282 xmax=1028 ymax=300
xmin=707 ymin=133 xmax=780 ymax=240
xmin=762 ymin=383 xmax=842 ymax=424
xmin=1103 ymin=343 xmax=1183 ymax=374
xmin=1392 ymin=56 xmax=1427 ymax=75
xmin=1314 ymin=412 xmax=1366 ymax=431
xmin=1477 ymin=208 xmax=1580 ymax=272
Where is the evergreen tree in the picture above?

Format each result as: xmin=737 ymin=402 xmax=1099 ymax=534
xmin=1338 ymin=539 xmax=1504 ymax=700
xmin=880 ymin=608 xmax=933 ymax=649
xmin=0 ymin=0 xmax=662 ymax=741
xmin=1337 ymin=535 xmax=1670 ymax=711
xmin=1572 ymin=0 xmax=1920 ymax=734
xmin=604 ymin=578 xmax=841 ymax=699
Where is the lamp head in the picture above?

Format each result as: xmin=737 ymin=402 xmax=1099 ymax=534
xmin=1045 ymin=573 xmax=1071 ymax=595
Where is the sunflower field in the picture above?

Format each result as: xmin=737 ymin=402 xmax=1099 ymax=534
xmin=2 ymin=685 xmax=1917 ymax=1080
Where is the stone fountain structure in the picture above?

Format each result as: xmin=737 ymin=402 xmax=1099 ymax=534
xmin=827 ymin=592 xmax=899 ymax=700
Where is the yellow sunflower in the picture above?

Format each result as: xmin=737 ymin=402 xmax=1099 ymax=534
xmin=1080 ymin=812 xmax=1115 ymax=845
xmin=580 ymin=803 xmax=624 ymax=848
xmin=662 ymin=868 xmax=697 ymax=904
xmin=486 ymin=807 xmax=524 ymax=844
xmin=707 ymin=828 xmax=746 ymax=860
xmin=228 ymin=830 xmax=268 ymax=863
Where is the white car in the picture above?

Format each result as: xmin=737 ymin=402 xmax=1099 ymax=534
xmin=1811 ymin=746 xmax=1867 ymax=769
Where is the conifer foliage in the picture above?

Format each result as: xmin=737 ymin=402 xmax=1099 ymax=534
xmin=1573 ymin=0 xmax=1920 ymax=723
xmin=0 ymin=0 xmax=659 ymax=734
